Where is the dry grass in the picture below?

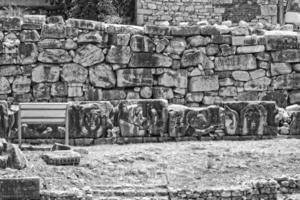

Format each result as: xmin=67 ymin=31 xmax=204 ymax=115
xmin=1 ymin=138 xmax=300 ymax=191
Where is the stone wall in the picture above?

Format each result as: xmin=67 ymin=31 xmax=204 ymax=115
xmin=136 ymin=0 xmax=279 ymax=25
xmin=0 ymin=15 xmax=299 ymax=108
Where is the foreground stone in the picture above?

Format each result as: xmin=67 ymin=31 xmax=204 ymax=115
xmin=41 ymin=150 xmax=81 ymax=165
xmin=6 ymin=143 xmax=28 ymax=169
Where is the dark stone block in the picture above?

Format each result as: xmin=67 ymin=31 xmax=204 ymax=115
xmin=117 ymin=99 xmax=168 ymax=137
xmin=222 ymin=101 xmax=278 ymax=136
xmin=168 ymin=104 xmax=224 ymax=137
xmin=68 ymin=102 xmax=114 ymax=138
xmin=0 ymin=177 xmax=40 ymax=200
xmin=41 ymin=150 xmax=80 ymax=165
xmin=261 ymin=91 xmax=288 ymax=108
xmin=0 ymin=17 xmax=21 ymax=31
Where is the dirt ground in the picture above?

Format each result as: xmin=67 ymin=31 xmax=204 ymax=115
xmin=2 ymin=138 xmax=300 ymax=191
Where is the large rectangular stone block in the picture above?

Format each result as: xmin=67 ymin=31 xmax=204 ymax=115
xmin=215 ymin=54 xmax=257 ymax=71
xmin=265 ymin=31 xmax=298 ymax=50
xmin=168 ymin=105 xmax=223 ymax=137
xmin=129 ymin=53 xmax=172 ymax=68
xmin=0 ymin=177 xmax=40 ymax=200
xmin=271 ymin=49 xmax=300 ymax=63
xmin=222 ymin=101 xmax=278 ymax=136
xmin=189 ymin=75 xmax=219 ymax=92
xmin=117 ymin=99 xmax=168 ymax=137
xmin=117 ymin=68 xmax=153 ymax=87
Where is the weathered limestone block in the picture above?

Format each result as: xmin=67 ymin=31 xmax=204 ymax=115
xmin=61 ymin=63 xmax=88 ymax=83
xmin=181 ymin=50 xmax=211 ymax=68
xmin=250 ymin=69 xmax=266 ymax=80
xmin=32 ymin=64 xmax=60 ymax=83
xmin=187 ymin=35 xmax=210 ymax=47
xmin=19 ymin=43 xmax=38 ymax=64
xmin=101 ymin=89 xmax=126 ymax=100
xmin=164 ymin=38 xmax=187 ymax=55
xmin=12 ymin=76 xmax=31 ymax=94
xmin=265 ymin=31 xmax=298 ymax=50
xmin=68 ymin=102 xmax=114 ymax=138
xmin=156 ymin=38 xmax=169 ymax=53
xmin=74 ymin=44 xmax=105 ymax=67
xmin=170 ymin=26 xmax=201 ymax=36
xmin=222 ymin=101 xmax=278 ymax=136
xmin=89 ymin=64 xmax=116 ymax=88
xmin=51 ymin=82 xmax=68 ymax=97
xmin=22 ymin=15 xmax=46 ymax=29
xmin=211 ymin=34 xmax=232 ymax=44
xmin=219 ymin=87 xmax=238 ymax=97
xmin=244 ymin=77 xmax=271 ymax=91
xmin=38 ymin=49 xmax=72 ymax=64
xmin=0 ymin=17 xmax=21 ymax=31
xmin=0 ymin=77 xmax=11 ymax=94
xmin=130 ymin=35 xmax=155 ymax=52
xmin=153 ymin=87 xmax=174 ymax=99
xmin=33 ymin=83 xmax=51 ymax=100
xmin=47 ymin=16 xmax=64 ymax=24
xmin=66 ymin=18 xmax=105 ymax=30
xmin=288 ymin=105 xmax=300 ymax=135
xmin=158 ymin=69 xmax=188 ymax=89
xmin=117 ymin=68 xmax=153 ymax=87
xmin=63 ymin=39 xmax=77 ymax=50
xmin=129 ymin=53 xmax=172 ymax=68
xmin=115 ymin=33 xmax=131 ymax=46
xmin=236 ymin=45 xmax=265 ymax=54
xmin=185 ymin=93 xmax=204 ymax=103
xmin=271 ymin=63 xmax=292 ymax=76
xmin=168 ymin=105 xmax=223 ymax=137
xmin=271 ymin=49 xmax=300 ymax=63
xmin=189 ymin=75 xmax=219 ymax=92
xmin=200 ymin=25 xmax=221 ymax=35
xmin=41 ymin=24 xmax=66 ymax=39
xmin=261 ymin=91 xmax=288 ymax=108
xmin=77 ymin=31 xmax=103 ymax=43
xmin=0 ymin=54 xmax=20 ymax=65
xmin=117 ymin=99 xmax=168 ymax=137
xmin=215 ymin=54 xmax=257 ymax=71
xmin=272 ymin=74 xmax=300 ymax=90
xmin=289 ymin=91 xmax=300 ymax=104
xmin=232 ymin=71 xmax=250 ymax=81
xmin=3 ymin=33 xmax=20 ymax=53
xmin=20 ymin=30 xmax=40 ymax=42
xmin=140 ymin=87 xmax=152 ymax=99
xmin=144 ymin=25 xmax=170 ymax=36
xmin=106 ymin=24 xmax=143 ymax=35
xmin=41 ymin=150 xmax=80 ymax=165
xmin=106 ymin=46 xmax=131 ymax=64
xmin=38 ymin=39 xmax=63 ymax=49
xmin=206 ymin=44 xmax=219 ymax=56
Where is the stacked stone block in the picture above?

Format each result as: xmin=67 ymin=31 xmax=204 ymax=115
xmin=136 ymin=0 xmax=279 ymax=25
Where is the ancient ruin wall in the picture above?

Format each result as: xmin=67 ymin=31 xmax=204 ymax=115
xmin=136 ymin=0 xmax=279 ymax=25
xmin=0 ymin=15 xmax=299 ymax=108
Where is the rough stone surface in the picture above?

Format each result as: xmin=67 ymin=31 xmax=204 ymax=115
xmin=106 ymin=46 xmax=131 ymax=64
xmin=89 ymin=64 xmax=116 ymax=88
xmin=74 ymin=44 xmax=104 ymax=67
xmin=215 ymin=54 xmax=257 ymax=71
xmin=32 ymin=64 xmax=60 ymax=83
xmin=61 ymin=64 xmax=88 ymax=83
xmin=129 ymin=53 xmax=172 ymax=68
xmin=189 ymin=75 xmax=219 ymax=92
xmin=38 ymin=49 xmax=72 ymax=64
xmin=117 ymin=68 xmax=153 ymax=87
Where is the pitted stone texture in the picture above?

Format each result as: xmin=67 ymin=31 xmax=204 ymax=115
xmin=106 ymin=46 xmax=131 ymax=64
xmin=0 ymin=65 xmax=22 ymax=76
xmin=187 ymin=35 xmax=211 ymax=47
xmin=153 ymin=87 xmax=174 ymax=99
xmin=89 ymin=64 xmax=116 ymax=88
xmin=129 ymin=53 xmax=172 ymax=68
xmin=32 ymin=64 xmax=60 ymax=83
xmin=66 ymin=18 xmax=105 ymax=30
xmin=272 ymin=74 xmax=300 ymax=90
xmin=181 ymin=50 xmax=210 ymax=68
xmin=265 ymin=31 xmax=298 ymax=50
xmin=74 ymin=44 xmax=105 ymax=67
xmin=117 ymin=68 xmax=153 ymax=87
xmin=41 ymin=150 xmax=80 ymax=165
xmin=189 ymin=75 xmax=219 ymax=92
xmin=68 ymin=101 xmax=114 ymax=138
xmin=20 ymin=30 xmax=40 ymax=42
xmin=130 ymin=35 xmax=155 ymax=52
xmin=164 ymin=38 xmax=187 ymax=55
xmin=22 ymin=15 xmax=46 ymax=29
xmin=215 ymin=54 xmax=257 ymax=71
xmin=232 ymin=71 xmax=250 ymax=82
xmin=271 ymin=63 xmax=292 ymax=76
xmin=0 ymin=17 xmax=21 ymax=31
xmin=51 ymin=82 xmax=68 ymax=97
xmin=41 ymin=24 xmax=66 ymax=39
xmin=12 ymin=76 xmax=31 ymax=94
xmin=102 ymin=89 xmax=126 ymax=100
xmin=271 ymin=49 xmax=300 ymax=63
xmin=158 ymin=69 xmax=188 ymax=89
xmin=117 ymin=99 xmax=168 ymax=137
xmin=244 ymin=77 xmax=271 ymax=91
xmin=78 ymin=31 xmax=103 ymax=43
xmin=38 ymin=49 xmax=72 ymax=64
xmin=61 ymin=64 xmax=88 ymax=83
xmin=0 ymin=54 xmax=20 ymax=65
xmin=0 ymin=77 xmax=11 ymax=94
xmin=38 ymin=39 xmax=63 ymax=49
xmin=33 ymin=83 xmax=51 ymax=100
xmin=19 ymin=43 xmax=38 ymax=65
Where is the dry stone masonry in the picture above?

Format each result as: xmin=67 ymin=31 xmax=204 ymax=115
xmin=136 ymin=0 xmax=279 ymax=25
xmin=1 ymin=15 xmax=300 ymax=144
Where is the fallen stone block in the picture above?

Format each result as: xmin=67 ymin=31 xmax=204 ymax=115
xmin=52 ymin=143 xmax=71 ymax=151
xmin=41 ymin=150 xmax=81 ymax=166
xmin=0 ymin=177 xmax=40 ymax=200
xmin=6 ymin=143 xmax=28 ymax=170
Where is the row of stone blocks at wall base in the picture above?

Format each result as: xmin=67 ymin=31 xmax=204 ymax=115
xmin=0 ymin=99 xmax=297 ymax=145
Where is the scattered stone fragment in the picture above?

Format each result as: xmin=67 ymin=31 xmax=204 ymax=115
xmin=41 ymin=150 xmax=81 ymax=166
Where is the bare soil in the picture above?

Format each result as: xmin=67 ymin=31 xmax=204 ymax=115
xmin=2 ymin=138 xmax=300 ymax=191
